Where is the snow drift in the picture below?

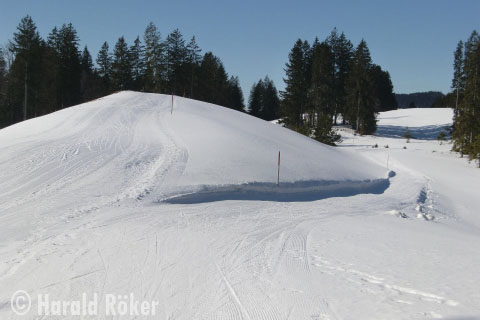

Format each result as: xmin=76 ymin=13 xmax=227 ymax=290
xmin=0 ymin=91 xmax=389 ymax=206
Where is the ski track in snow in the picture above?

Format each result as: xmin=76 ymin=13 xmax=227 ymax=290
xmin=0 ymin=93 xmax=479 ymax=319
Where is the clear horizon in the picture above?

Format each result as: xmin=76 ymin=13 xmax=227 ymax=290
xmin=1 ymin=0 xmax=479 ymax=99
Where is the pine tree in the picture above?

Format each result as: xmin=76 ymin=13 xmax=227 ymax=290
xmin=345 ymin=39 xmax=378 ymax=135
xmin=130 ymin=36 xmax=145 ymax=91
xmin=308 ymin=41 xmax=338 ymax=144
xmin=7 ymin=15 xmax=43 ymax=122
xmin=452 ymin=41 xmax=465 ymax=111
xmin=248 ymin=80 xmax=263 ymax=117
xmin=80 ymin=46 xmax=101 ymax=101
xmin=0 ymin=48 xmax=7 ymax=126
xmin=186 ymin=36 xmax=202 ymax=98
xmin=111 ymin=37 xmax=133 ymax=91
xmin=143 ymin=22 xmax=164 ymax=92
xmin=327 ymin=29 xmax=354 ymax=124
xmin=281 ymin=39 xmax=310 ymax=130
xmin=370 ymin=65 xmax=397 ymax=111
xmin=165 ymin=29 xmax=187 ymax=95
xmin=227 ymin=76 xmax=245 ymax=112
xmin=56 ymin=23 xmax=82 ymax=108
xmin=214 ymin=63 xmax=230 ymax=106
xmin=461 ymin=31 xmax=480 ymax=160
xmin=261 ymin=76 xmax=280 ymax=121
xmin=96 ymin=41 xmax=112 ymax=95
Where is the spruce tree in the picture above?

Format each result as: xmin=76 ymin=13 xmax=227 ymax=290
xmin=461 ymin=31 xmax=480 ymax=160
xmin=96 ymin=42 xmax=112 ymax=95
xmin=452 ymin=40 xmax=465 ymax=111
xmin=111 ymin=36 xmax=133 ymax=91
xmin=370 ymin=65 xmax=397 ymax=111
xmin=248 ymin=80 xmax=263 ymax=117
xmin=308 ymin=41 xmax=338 ymax=144
xmin=7 ymin=15 xmax=43 ymax=122
xmin=165 ymin=29 xmax=187 ymax=95
xmin=80 ymin=46 xmax=101 ymax=101
xmin=130 ymin=36 xmax=145 ymax=91
xmin=327 ymin=29 xmax=354 ymax=124
xmin=143 ymin=22 xmax=164 ymax=92
xmin=0 ymin=48 xmax=7 ymax=126
xmin=261 ymin=76 xmax=280 ymax=121
xmin=214 ymin=63 xmax=230 ymax=106
xmin=186 ymin=36 xmax=202 ymax=98
xmin=227 ymin=76 xmax=245 ymax=112
xmin=281 ymin=39 xmax=310 ymax=130
xmin=345 ymin=39 xmax=378 ymax=135
xmin=56 ymin=23 xmax=82 ymax=108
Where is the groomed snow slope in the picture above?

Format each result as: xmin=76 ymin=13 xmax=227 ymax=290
xmin=0 ymin=91 xmax=388 ymax=206
xmin=1 ymin=97 xmax=479 ymax=320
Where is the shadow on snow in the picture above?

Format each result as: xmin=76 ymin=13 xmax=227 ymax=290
xmin=375 ymin=124 xmax=451 ymax=140
xmin=161 ymin=178 xmax=390 ymax=204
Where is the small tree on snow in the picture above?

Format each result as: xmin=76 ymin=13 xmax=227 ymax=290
xmin=403 ymin=127 xmax=413 ymax=143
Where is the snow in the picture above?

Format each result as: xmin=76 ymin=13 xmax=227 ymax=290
xmin=1 ymin=93 xmax=479 ymax=319
xmin=375 ymin=108 xmax=453 ymax=140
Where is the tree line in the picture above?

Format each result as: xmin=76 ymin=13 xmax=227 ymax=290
xmin=269 ymin=28 xmax=396 ymax=144
xmin=0 ymin=16 xmax=245 ymax=128
xmin=451 ymin=30 xmax=480 ymax=165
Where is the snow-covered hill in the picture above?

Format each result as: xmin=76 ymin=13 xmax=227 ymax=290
xmin=0 ymin=94 xmax=479 ymax=319
xmin=0 ymin=91 xmax=388 ymax=207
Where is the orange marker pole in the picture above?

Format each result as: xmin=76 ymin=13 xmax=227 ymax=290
xmin=277 ymin=151 xmax=280 ymax=186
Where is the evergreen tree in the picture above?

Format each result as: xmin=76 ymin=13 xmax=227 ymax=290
xmin=6 ymin=15 xmax=43 ymax=122
xmin=261 ymin=76 xmax=280 ymax=121
xmin=56 ymin=23 xmax=82 ymax=108
xmin=165 ymin=29 xmax=187 ymax=95
xmin=370 ymin=65 xmax=397 ymax=111
xmin=214 ymin=63 xmax=230 ymax=106
xmin=308 ymin=41 xmax=338 ymax=144
xmin=452 ymin=40 xmax=465 ymax=111
xmin=96 ymin=41 xmax=112 ymax=95
xmin=460 ymin=31 xmax=480 ymax=160
xmin=0 ymin=48 xmax=7 ymax=126
xmin=345 ymin=39 xmax=378 ymax=135
xmin=248 ymin=80 xmax=263 ymax=117
xmin=130 ymin=36 xmax=145 ymax=91
xmin=281 ymin=39 xmax=310 ymax=130
xmin=227 ymin=76 xmax=245 ymax=112
xmin=80 ymin=46 xmax=101 ymax=101
xmin=143 ymin=22 xmax=164 ymax=92
xmin=81 ymin=46 xmax=94 ymax=73
xmin=327 ymin=29 xmax=354 ymax=124
xmin=186 ymin=36 xmax=202 ymax=98
xmin=111 ymin=36 xmax=133 ymax=91
xmin=198 ymin=52 xmax=220 ymax=103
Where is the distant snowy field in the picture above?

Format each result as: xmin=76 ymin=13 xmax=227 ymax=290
xmin=0 ymin=92 xmax=479 ymax=319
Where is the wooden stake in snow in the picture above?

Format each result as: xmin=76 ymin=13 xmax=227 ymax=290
xmin=277 ymin=151 xmax=281 ymax=186
xmin=171 ymin=93 xmax=174 ymax=114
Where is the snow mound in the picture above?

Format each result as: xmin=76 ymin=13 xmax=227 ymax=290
xmin=0 ymin=91 xmax=389 ymax=204
xmin=376 ymin=108 xmax=453 ymax=140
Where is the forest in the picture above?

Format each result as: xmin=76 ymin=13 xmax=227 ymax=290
xmin=0 ymin=18 xmax=398 ymax=146
xmin=450 ymin=30 xmax=480 ymax=164
xmin=0 ymin=16 xmax=245 ymax=129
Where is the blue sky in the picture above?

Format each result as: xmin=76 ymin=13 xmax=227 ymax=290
xmin=1 ymin=0 xmax=479 ymax=99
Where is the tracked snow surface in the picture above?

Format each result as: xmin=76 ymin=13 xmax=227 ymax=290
xmin=0 ymin=92 xmax=479 ymax=319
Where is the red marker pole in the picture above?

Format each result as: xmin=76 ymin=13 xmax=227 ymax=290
xmin=277 ymin=151 xmax=280 ymax=186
